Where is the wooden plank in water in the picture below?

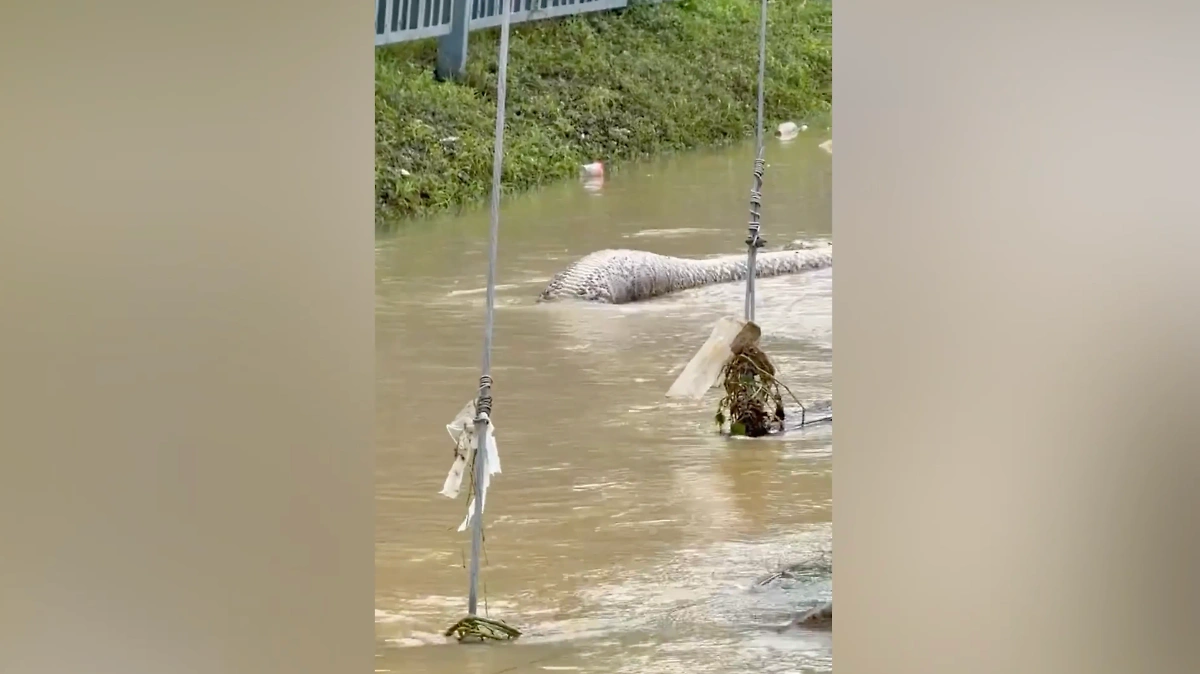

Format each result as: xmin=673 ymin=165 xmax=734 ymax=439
xmin=666 ymin=317 xmax=761 ymax=399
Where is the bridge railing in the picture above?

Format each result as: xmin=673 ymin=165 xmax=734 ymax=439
xmin=376 ymin=0 xmax=634 ymax=77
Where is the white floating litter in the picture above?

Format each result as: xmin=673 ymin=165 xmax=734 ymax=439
xmin=775 ymin=122 xmax=801 ymax=141
xmin=580 ymin=161 xmax=605 ymax=193
xmin=440 ymin=399 xmax=502 ymax=532
xmin=580 ymin=161 xmax=605 ymax=178
xmin=819 ymin=139 xmax=832 ymax=155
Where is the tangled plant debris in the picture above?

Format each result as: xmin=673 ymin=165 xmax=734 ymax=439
xmin=444 ymin=615 xmax=522 ymax=642
xmin=712 ymin=318 xmax=829 ymax=437
xmin=714 ymin=322 xmax=798 ymax=437
xmin=717 ymin=342 xmax=786 ymax=437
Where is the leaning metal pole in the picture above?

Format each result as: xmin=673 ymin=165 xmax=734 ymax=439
xmin=469 ymin=0 xmax=513 ymax=619
xmin=441 ymin=0 xmax=520 ymax=642
xmin=743 ymin=0 xmax=769 ymax=323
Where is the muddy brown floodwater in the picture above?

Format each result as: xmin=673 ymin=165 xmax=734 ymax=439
xmin=376 ymin=135 xmax=833 ymax=674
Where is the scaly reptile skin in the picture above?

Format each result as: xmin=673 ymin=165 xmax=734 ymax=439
xmin=537 ymin=243 xmax=832 ymax=304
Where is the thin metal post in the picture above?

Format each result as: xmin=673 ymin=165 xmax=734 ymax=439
xmin=437 ymin=0 xmax=473 ymax=80
xmin=753 ymin=0 xmax=768 ymax=153
xmin=744 ymin=0 xmax=769 ymax=323
xmin=467 ymin=413 xmax=488 ymax=615
xmin=467 ymin=0 xmax=513 ymax=618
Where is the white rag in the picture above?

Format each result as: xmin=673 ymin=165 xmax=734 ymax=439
xmin=440 ymin=399 xmax=502 ymax=532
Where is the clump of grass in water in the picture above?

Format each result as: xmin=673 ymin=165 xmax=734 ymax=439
xmin=375 ymin=0 xmax=832 ymax=227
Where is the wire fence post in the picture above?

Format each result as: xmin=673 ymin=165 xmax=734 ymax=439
xmin=437 ymin=0 xmax=473 ymax=80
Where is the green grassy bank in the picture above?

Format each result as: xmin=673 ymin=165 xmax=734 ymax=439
xmin=375 ymin=0 xmax=831 ymax=227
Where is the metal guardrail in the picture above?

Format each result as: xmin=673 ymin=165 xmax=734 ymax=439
xmin=375 ymin=0 xmax=452 ymax=44
xmin=471 ymin=0 xmax=629 ymax=31
xmin=375 ymin=0 xmax=630 ymax=47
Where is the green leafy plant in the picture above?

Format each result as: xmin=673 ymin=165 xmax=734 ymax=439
xmin=375 ymin=0 xmax=832 ymax=228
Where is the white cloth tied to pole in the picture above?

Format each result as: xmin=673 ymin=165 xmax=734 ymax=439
xmin=439 ymin=399 xmax=502 ymax=532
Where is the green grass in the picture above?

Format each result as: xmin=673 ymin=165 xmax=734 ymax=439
xmin=375 ymin=0 xmax=831 ymax=228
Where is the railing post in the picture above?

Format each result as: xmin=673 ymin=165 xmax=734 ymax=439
xmin=437 ymin=0 xmax=472 ymax=81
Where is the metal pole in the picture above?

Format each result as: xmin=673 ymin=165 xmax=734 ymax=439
xmin=468 ymin=0 xmax=514 ymax=618
xmin=436 ymin=0 xmax=474 ymax=81
xmin=744 ymin=151 xmax=764 ymax=323
xmin=743 ymin=0 xmax=769 ymax=323
xmin=467 ymin=413 xmax=488 ymax=615
xmin=754 ymin=0 xmax=768 ymax=153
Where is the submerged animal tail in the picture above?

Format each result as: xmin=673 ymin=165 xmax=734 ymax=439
xmin=538 ymin=244 xmax=832 ymax=304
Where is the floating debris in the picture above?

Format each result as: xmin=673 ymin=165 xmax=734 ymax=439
xmin=580 ymin=161 xmax=605 ymax=178
xmin=757 ymin=551 xmax=834 ymax=586
xmin=715 ymin=328 xmax=786 ymax=437
xmin=444 ymin=615 xmax=522 ymax=642
xmin=625 ymin=227 xmax=721 ymax=239
xmin=775 ymin=121 xmax=800 ymax=141
xmin=711 ymin=322 xmax=827 ymax=437
xmin=778 ymin=601 xmax=833 ymax=631
xmin=818 ymin=139 xmax=832 ymax=155
xmin=783 ymin=237 xmax=832 ymax=251
xmin=580 ymin=161 xmax=605 ymax=192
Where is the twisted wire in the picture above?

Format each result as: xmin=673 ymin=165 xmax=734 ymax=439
xmin=746 ymin=156 xmax=766 ymax=248
xmin=475 ymin=375 xmax=494 ymax=418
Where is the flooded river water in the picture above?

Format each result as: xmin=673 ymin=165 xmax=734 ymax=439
xmin=375 ymin=135 xmax=833 ymax=673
